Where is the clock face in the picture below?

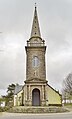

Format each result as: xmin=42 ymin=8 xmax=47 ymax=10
xmin=32 ymin=56 xmax=39 ymax=67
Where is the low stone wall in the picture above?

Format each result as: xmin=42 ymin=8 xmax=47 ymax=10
xmin=8 ymin=106 xmax=69 ymax=113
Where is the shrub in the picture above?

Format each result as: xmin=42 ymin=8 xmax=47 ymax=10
xmin=0 ymin=106 xmax=11 ymax=112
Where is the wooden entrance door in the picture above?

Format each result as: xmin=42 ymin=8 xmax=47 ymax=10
xmin=32 ymin=89 xmax=40 ymax=106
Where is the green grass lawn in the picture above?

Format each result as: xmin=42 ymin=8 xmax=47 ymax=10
xmin=64 ymin=103 xmax=72 ymax=111
xmin=64 ymin=103 xmax=72 ymax=107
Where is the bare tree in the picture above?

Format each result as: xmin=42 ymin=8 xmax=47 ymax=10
xmin=62 ymin=73 xmax=72 ymax=102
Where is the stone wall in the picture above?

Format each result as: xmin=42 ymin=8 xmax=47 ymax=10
xmin=25 ymin=46 xmax=46 ymax=81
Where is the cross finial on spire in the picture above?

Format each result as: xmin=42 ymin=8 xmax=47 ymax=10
xmin=35 ymin=3 xmax=37 ymax=8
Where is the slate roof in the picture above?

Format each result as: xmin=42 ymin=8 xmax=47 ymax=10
xmin=14 ymin=84 xmax=23 ymax=95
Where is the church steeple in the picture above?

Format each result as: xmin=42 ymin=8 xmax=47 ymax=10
xmin=24 ymin=5 xmax=47 ymax=106
xmin=30 ymin=4 xmax=41 ymax=38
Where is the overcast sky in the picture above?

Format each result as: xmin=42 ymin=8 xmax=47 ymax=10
xmin=0 ymin=0 xmax=72 ymax=96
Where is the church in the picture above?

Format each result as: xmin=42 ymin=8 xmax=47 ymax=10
xmin=14 ymin=6 xmax=62 ymax=106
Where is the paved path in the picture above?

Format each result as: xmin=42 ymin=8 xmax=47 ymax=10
xmin=0 ymin=112 xmax=72 ymax=119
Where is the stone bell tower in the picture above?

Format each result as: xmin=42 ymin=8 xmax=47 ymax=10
xmin=24 ymin=5 xmax=48 ymax=106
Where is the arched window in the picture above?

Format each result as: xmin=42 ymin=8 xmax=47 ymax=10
xmin=32 ymin=56 xmax=39 ymax=67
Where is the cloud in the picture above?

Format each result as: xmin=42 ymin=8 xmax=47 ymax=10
xmin=0 ymin=33 xmax=26 ymax=93
xmin=46 ymin=39 xmax=72 ymax=92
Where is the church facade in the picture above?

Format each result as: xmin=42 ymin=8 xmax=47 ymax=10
xmin=14 ymin=6 xmax=62 ymax=106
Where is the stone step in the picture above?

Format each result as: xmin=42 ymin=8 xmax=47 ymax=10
xmin=8 ymin=106 xmax=69 ymax=113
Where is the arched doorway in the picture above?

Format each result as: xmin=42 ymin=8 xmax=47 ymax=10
xmin=32 ymin=88 xmax=40 ymax=106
